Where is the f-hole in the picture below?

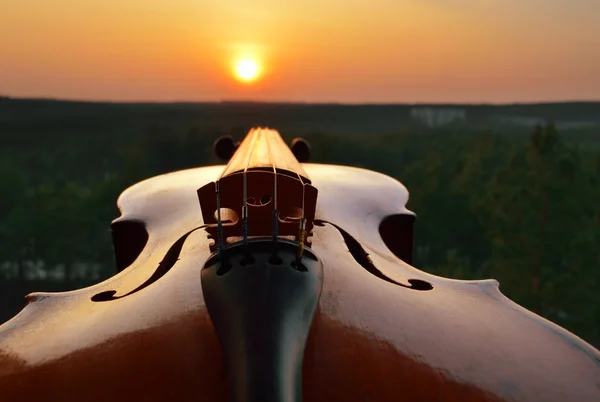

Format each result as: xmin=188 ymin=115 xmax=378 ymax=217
xmin=315 ymin=220 xmax=432 ymax=291
xmin=92 ymin=225 xmax=206 ymax=302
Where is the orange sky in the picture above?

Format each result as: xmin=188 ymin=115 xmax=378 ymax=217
xmin=1 ymin=0 xmax=599 ymax=103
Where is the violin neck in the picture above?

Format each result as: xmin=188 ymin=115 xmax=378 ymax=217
xmin=219 ymin=128 xmax=310 ymax=182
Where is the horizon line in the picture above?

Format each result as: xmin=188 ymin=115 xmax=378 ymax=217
xmin=2 ymin=94 xmax=600 ymax=107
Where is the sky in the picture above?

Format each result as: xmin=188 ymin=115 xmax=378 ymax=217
xmin=1 ymin=0 xmax=599 ymax=103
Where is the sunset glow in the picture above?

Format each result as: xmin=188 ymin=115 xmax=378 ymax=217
xmin=0 ymin=1 xmax=599 ymax=102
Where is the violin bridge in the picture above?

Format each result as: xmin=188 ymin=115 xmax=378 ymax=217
xmin=197 ymin=171 xmax=317 ymax=252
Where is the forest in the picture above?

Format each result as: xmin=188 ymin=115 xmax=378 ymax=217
xmin=0 ymin=97 xmax=599 ymax=347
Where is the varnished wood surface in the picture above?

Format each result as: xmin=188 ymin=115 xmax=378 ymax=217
xmin=1 ymin=164 xmax=599 ymax=401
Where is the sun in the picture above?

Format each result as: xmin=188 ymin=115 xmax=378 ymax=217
xmin=234 ymin=58 xmax=260 ymax=83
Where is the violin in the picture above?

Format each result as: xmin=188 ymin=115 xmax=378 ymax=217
xmin=1 ymin=128 xmax=598 ymax=402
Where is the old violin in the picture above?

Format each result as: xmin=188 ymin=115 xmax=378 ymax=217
xmin=1 ymin=128 xmax=599 ymax=401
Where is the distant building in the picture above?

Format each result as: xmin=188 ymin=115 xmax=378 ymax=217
xmin=411 ymin=107 xmax=466 ymax=127
xmin=496 ymin=116 xmax=545 ymax=127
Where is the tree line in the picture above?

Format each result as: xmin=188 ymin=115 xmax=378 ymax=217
xmin=0 ymin=120 xmax=598 ymax=348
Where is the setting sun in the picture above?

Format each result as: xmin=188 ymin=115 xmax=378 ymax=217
xmin=234 ymin=59 xmax=260 ymax=83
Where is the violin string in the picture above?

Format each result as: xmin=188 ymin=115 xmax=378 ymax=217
xmin=294 ymin=160 xmax=307 ymax=262
xmin=215 ymin=138 xmax=229 ymax=260
xmin=215 ymin=135 xmax=234 ymax=257
xmin=296 ymin=184 xmax=307 ymax=262
xmin=266 ymin=132 xmax=279 ymax=252
xmin=215 ymin=180 xmax=225 ymax=261
xmin=242 ymin=131 xmax=259 ymax=252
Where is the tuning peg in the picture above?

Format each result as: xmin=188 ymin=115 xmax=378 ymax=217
xmin=214 ymin=136 xmax=237 ymax=161
xmin=291 ymin=138 xmax=310 ymax=163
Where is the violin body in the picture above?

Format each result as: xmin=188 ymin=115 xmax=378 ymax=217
xmin=1 ymin=129 xmax=599 ymax=401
